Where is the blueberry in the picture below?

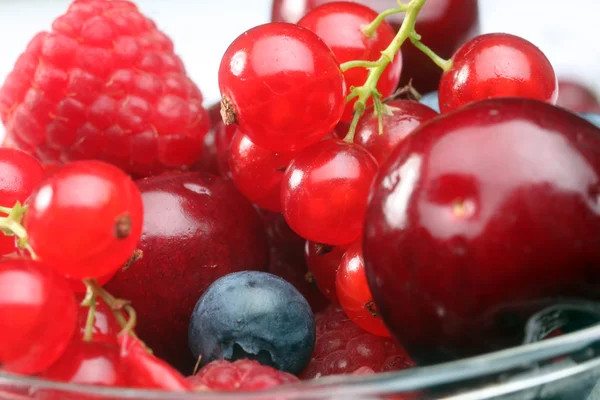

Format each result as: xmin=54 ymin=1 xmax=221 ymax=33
xmin=419 ymin=91 xmax=440 ymax=113
xmin=580 ymin=113 xmax=600 ymax=129
xmin=188 ymin=271 xmax=315 ymax=375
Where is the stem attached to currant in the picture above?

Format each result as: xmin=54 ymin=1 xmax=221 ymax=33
xmin=340 ymin=0 xmax=453 ymax=142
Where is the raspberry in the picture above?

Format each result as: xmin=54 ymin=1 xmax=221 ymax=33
xmin=188 ymin=359 xmax=299 ymax=391
xmin=300 ymin=306 xmax=416 ymax=379
xmin=0 ymin=0 xmax=209 ymax=177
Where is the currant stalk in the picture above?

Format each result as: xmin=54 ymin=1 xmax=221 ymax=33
xmin=341 ymin=0 xmax=452 ymax=142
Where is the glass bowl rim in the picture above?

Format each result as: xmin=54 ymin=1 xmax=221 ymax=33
xmin=2 ymin=322 xmax=600 ymax=399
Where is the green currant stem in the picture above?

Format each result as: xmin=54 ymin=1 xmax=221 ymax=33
xmin=0 ymin=206 xmax=13 ymax=215
xmin=340 ymin=60 xmax=381 ymax=72
xmin=0 ymin=216 xmax=37 ymax=260
xmin=361 ymin=3 xmax=409 ymax=38
xmin=409 ymin=35 xmax=453 ymax=71
xmin=83 ymin=293 xmax=97 ymax=342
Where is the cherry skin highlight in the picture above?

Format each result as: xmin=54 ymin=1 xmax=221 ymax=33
xmin=298 ymin=2 xmax=402 ymax=122
xmin=363 ymin=98 xmax=600 ymax=364
xmin=438 ymin=33 xmax=558 ymax=113
xmin=0 ymin=259 xmax=77 ymax=374
xmin=219 ymin=23 xmax=346 ymax=152
xmin=336 ymin=241 xmax=390 ymax=337
xmin=354 ymin=99 xmax=438 ymax=165
xmin=281 ymin=140 xmax=378 ymax=245
xmin=229 ymin=131 xmax=297 ymax=212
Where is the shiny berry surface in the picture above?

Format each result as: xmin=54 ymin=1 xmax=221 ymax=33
xmin=282 ymin=140 xmax=378 ymax=245
xmin=106 ymin=172 xmax=269 ymax=372
xmin=24 ymin=160 xmax=143 ymax=279
xmin=219 ymin=23 xmax=346 ymax=152
xmin=556 ymin=80 xmax=600 ymax=113
xmin=364 ymin=98 xmax=600 ymax=363
xmin=229 ymin=131 xmax=297 ymax=212
xmin=0 ymin=0 xmax=210 ymax=177
xmin=0 ymin=259 xmax=77 ymax=374
xmin=336 ymin=241 xmax=390 ymax=337
xmin=439 ymin=33 xmax=558 ymax=113
xmin=300 ymin=306 xmax=415 ymax=379
xmin=40 ymin=340 xmax=124 ymax=386
xmin=304 ymin=241 xmax=348 ymax=304
xmin=189 ymin=359 xmax=299 ymax=391
xmin=75 ymin=295 xmax=119 ymax=344
xmin=0 ymin=149 xmax=44 ymax=255
xmin=298 ymin=2 xmax=401 ymax=122
xmin=354 ymin=100 xmax=438 ymax=165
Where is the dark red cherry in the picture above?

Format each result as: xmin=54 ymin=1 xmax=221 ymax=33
xmin=106 ymin=172 xmax=269 ymax=372
xmin=354 ymin=100 xmax=438 ymax=165
xmin=364 ymin=98 xmax=600 ymax=363
xmin=556 ymin=80 xmax=600 ymax=113
xmin=439 ymin=33 xmax=558 ymax=113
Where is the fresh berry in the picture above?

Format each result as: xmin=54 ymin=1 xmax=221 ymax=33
xmin=68 ymin=272 xmax=115 ymax=293
xmin=363 ymin=98 xmax=600 ymax=364
xmin=556 ymin=80 xmax=600 ymax=113
xmin=40 ymin=340 xmax=123 ymax=386
xmin=229 ymin=132 xmax=297 ymax=212
xmin=300 ymin=306 xmax=414 ymax=379
xmin=419 ymin=91 xmax=440 ymax=113
xmin=336 ymin=241 xmax=390 ymax=337
xmin=188 ymin=271 xmax=315 ymax=375
xmin=75 ymin=295 xmax=120 ymax=344
xmin=218 ymin=23 xmax=346 ymax=152
xmin=119 ymin=334 xmax=193 ymax=391
xmin=439 ymin=33 xmax=558 ymax=113
xmin=581 ymin=113 xmax=600 ymax=128
xmin=24 ymin=160 xmax=143 ymax=280
xmin=304 ymin=241 xmax=348 ymax=304
xmin=354 ymin=99 xmax=438 ymax=165
xmin=188 ymin=359 xmax=299 ymax=391
xmin=106 ymin=172 xmax=269 ymax=372
xmin=192 ymin=102 xmax=222 ymax=176
xmin=0 ymin=0 xmax=210 ymax=177
xmin=0 ymin=149 xmax=44 ymax=255
xmin=0 ymin=259 xmax=77 ymax=374
xmin=298 ymin=2 xmax=402 ymax=122
xmin=282 ymin=140 xmax=378 ymax=245
xmin=215 ymin=121 xmax=236 ymax=180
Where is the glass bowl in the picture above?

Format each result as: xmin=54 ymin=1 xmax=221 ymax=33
xmin=1 ymin=322 xmax=600 ymax=400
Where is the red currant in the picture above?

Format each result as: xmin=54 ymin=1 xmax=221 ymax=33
xmin=336 ymin=241 xmax=390 ymax=337
xmin=229 ymin=131 xmax=297 ymax=212
xmin=354 ymin=100 xmax=438 ymax=165
xmin=40 ymin=340 xmax=124 ymax=386
xmin=0 ymin=149 xmax=44 ymax=255
xmin=439 ymin=33 xmax=558 ymax=113
xmin=68 ymin=272 xmax=115 ymax=293
xmin=119 ymin=334 xmax=192 ymax=391
xmin=282 ymin=140 xmax=378 ymax=245
xmin=24 ymin=160 xmax=143 ymax=280
xmin=76 ymin=295 xmax=120 ymax=344
xmin=215 ymin=121 xmax=237 ymax=180
xmin=219 ymin=23 xmax=346 ymax=152
xmin=0 ymin=259 xmax=77 ymax=374
xmin=298 ymin=2 xmax=402 ymax=122
xmin=305 ymin=241 xmax=349 ymax=304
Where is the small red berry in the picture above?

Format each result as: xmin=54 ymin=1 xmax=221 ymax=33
xmin=215 ymin=121 xmax=237 ymax=180
xmin=0 ymin=259 xmax=77 ymax=374
xmin=219 ymin=23 xmax=346 ymax=152
xmin=439 ymin=33 xmax=558 ymax=113
xmin=0 ymin=0 xmax=210 ymax=177
xmin=298 ymin=2 xmax=402 ymax=122
xmin=304 ymin=241 xmax=348 ymax=304
xmin=75 ymin=295 xmax=120 ymax=344
xmin=24 ymin=160 xmax=143 ymax=280
xmin=188 ymin=359 xmax=299 ymax=391
xmin=282 ymin=140 xmax=378 ymax=245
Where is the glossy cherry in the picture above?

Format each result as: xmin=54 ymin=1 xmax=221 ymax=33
xmin=229 ymin=131 xmax=296 ymax=211
xmin=439 ymin=33 xmax=558 ymax=113
xmin=119 ymin=334 xmax=193 ymax=391
xmin=75 ymin=295 xmax=120 ymax=344
xmin=305 ymin=241 xmax=349 ymax=304
xmin=298 ymin=2 xmax=402 ymax=122
xmin=556 ymin=80 xmax=600 ymax=113
xmin=24 ymin=160 xmax=143 ymax=280
xmin=281 ymin=140 xmax=378 ymax=245
xmin=0 ymin=149 xmax=44 ymax=255
xmin=40 ymin=340 xmax=124 ymax=386
xmin=354 ymin=100 xmax=438 ymax=165
xmin=271 ymin=0 xmax=480 ymax=93
xmin=0 ymin=259 xmax=77 ymax=374
xmin=219 ymin=23 xmax=346 ymax=152
xmin=106 ymin=172 xmax=269 ymax=372
xmin=364 ymin=98 xmax=600 ymax=364
xmin=336 ymin=241 xmax=390 ymax=337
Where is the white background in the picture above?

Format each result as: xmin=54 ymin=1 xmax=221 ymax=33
xmin=0 ymin=0 xmax=598 ymax=130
